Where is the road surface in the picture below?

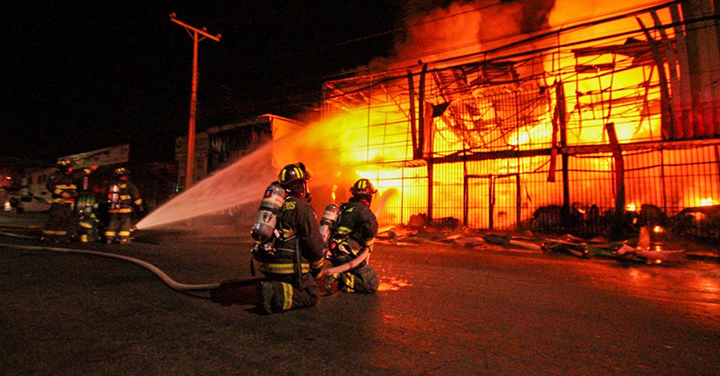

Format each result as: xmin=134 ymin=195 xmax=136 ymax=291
xmin=1 ymin=213 xmax=719 ymax=375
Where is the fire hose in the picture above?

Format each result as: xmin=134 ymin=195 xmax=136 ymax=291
xmin=316 ymin=247 xmax=370 ymax=279
xmin=0 ymin=240 xmax=220 ymax=298
xmin=0 ymin=232 xmax=369 ymax=303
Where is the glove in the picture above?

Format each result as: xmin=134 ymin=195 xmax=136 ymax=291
xmin=337 ymin=243 xmax=352 ymax=256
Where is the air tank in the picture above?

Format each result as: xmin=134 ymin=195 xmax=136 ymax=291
xmin=319 ymin=203 xmax=340 ymax=244
xmin=108 ymin=184 xmax=120 ymax=209
xmin=251 ymin=183 xmax=288 ymax=242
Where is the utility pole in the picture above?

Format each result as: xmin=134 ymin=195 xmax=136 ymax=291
xmin=170 ymin=13 xmax=221 ymax=190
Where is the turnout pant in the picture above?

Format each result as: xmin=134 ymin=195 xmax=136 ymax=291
xmin=105 ymin=212 xmax=133 ymax=242
xmin=79 ymin=213 xmax=101 ymax=243
xmin=261 ymin=273 xmax=320 ymax=311
xmin=336 ymin=264 xmax=379 ymax=293
xmin=43 ymin=202 xmax=77 ymax=242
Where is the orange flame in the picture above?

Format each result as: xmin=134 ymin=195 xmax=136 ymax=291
xmin=314 ymin=1 xmax=713 ymax=229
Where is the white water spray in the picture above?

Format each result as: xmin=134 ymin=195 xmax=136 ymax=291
xmin=136 ymin=143 xmax=276 ymax=230
xmin=136 ymin=114 xmax=358 ymax=230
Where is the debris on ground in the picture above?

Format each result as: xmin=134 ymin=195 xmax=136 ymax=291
xmin=375 ymin=218 xmax=710 ymax=266
xmin=542 ymin=235 xmax=592 ymax=258
xmin=615 ymin=243 xmax=688 ymax=265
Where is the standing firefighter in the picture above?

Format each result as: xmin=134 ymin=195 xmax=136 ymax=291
xmin=252 ymin=162 xmax=325 ymax=314
xmin=42 ymin=159 xmax=79 ymax=243
xmin=325 ymin=178 xmax=380 ymax=293
xmin=75 ymin=164 xmax=100 ymax=243
xmin=104 ymin=167 xmax=142 ymax=244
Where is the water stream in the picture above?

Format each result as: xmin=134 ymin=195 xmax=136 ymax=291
xmin=136 ymin=116 xmax=358 ymax=231
xmin=136 ymin=143 xmax=276 ymax=230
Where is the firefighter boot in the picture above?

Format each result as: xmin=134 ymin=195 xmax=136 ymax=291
xmin=257 ymin=281 xmax=275 ymax=315
xmin=324 ymin=274 xmax=337 ymax=294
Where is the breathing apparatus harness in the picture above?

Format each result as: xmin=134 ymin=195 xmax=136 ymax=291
xmin=326 ymin=178 xmax=377 ymax=263
xmin=326 ymin=202 xmax=366 ymax=264
xmin=249 ymin=185 xmax=304 ymax=284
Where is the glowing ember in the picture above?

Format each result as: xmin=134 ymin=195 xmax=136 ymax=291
xmin=377 ymin=277 xmax=413 ymax=292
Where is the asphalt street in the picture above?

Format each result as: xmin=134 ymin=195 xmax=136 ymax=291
xmin=1 ymin=212 xmax=719 ymax=375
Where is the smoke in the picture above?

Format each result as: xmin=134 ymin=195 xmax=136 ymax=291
xmin=384 ymin=0 xmax=664 ymax=69
xmin=548 ymin=0 xmax=665 ymax=27
xmin=385 ymin=0 xmax=556 ymax=67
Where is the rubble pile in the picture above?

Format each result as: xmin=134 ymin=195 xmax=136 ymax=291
xmin=376 ymin=213 xmax=718 ymax=266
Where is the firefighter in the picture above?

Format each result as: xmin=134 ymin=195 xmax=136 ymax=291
xmin=253 ymin=162 xmax=325 ymax=314
xmin=104 ymin=167 xmax=142 ymax=244
xmin=325 ymin=178 xmax=380 ymax=294
xmin=77 ymin=191 xmax=101 ymax=243
xmin=75 ymin=164 xmax=100 ymax=243
xmin=42 ymin=159 xmax=80 ymax=243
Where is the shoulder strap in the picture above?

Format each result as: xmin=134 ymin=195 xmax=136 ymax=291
xmin=333 ymin=203 xmax=356 ymax=239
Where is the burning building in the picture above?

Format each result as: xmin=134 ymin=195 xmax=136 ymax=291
xmin=317 ymin=0 xmax=720 ymax=235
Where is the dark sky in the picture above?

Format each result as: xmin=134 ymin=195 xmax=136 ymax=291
xmin=2 ymin=1 xmax=414 ymax=163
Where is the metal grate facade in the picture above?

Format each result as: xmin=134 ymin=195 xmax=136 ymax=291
xmin=320 ymin=1 xmax=720 ymax=232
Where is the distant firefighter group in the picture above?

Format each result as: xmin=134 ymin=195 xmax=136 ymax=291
xmin=41 ymin=159 xmax=143 ymax=245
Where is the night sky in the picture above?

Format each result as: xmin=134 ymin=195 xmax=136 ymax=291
xmin=2 ymin=1 xmax=424 ymax=163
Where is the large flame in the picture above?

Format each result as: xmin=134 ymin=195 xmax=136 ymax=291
xmin=317 ymin=0 xmax=717 ymax=229
xmin=141 ymin=0 xmax=714 ymax=231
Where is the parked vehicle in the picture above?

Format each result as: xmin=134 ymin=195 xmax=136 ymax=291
xmin=3 ymin=194 xmax=52 ymax=213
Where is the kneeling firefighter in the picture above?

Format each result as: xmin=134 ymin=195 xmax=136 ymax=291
xmin=77 ymin=193 xmax=101 ymax=243
xmin=251 ymin=162 xmax=325 ymax=314
xmin=325 ymin=178 xmax=380 ymax=293
xmin=76 ymin=164 xmax=101 ymax=243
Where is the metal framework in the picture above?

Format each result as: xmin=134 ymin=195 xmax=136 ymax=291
xmin=320 ymin=2 xmax=720 ymax=232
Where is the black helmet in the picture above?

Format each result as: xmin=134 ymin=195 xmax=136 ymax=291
xmin=350 ymin=178 xmax=377 ymax=198
xmin=278 ymin=162 xmax=310 ymax=186
xmin=278 ymin=162 xmax=312 ymax=201
xmin=114 ymin=167 xmax=130 ymax=176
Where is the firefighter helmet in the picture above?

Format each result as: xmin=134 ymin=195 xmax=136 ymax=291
xmin=350 ymin=178 xmax=377 ymax=197
xmin=114 ymin=167 xmax=130 ymax=176
xmin=278 ymin=162 xmax=310 ymax=186
xmin=278 ymin=162 xmax=312 ymax=201
xmin=56 ymin=159 xmax=73 ymax=172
